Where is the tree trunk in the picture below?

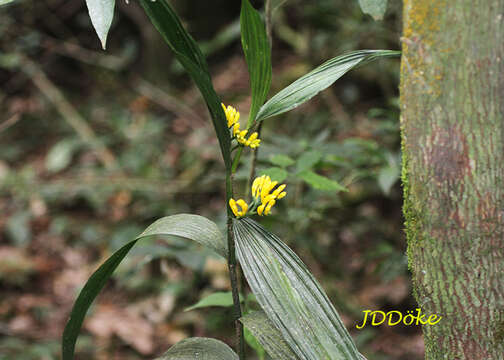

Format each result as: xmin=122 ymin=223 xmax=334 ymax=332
xmin=400 ymin=1 xmax=504 ymax=359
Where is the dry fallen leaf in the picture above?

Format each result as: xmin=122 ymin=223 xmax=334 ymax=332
xmin=85 ymin=304 xmax=155 ymax=355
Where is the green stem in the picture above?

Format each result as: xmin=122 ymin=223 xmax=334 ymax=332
xmin=226 ymin=164 xmax=245 ymax=359
xmin=226 ymin=2 xmax=275 ymax=356
xmin=231 ymin=147 xmax=244 ymax=174
xmin=245 ymin=122 xmax=263 ymax=199
xmin=246 ymin=0 xmax=273 ymax=199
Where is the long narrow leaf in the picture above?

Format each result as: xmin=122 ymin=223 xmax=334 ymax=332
xmin=139 ymin=0 xmax=231 ymax=167
xmin=62 ymin=214 xmax=224 ymax=359
xmin=139 ymin=0 xmax=208 ymax=76
xmin=154 ymin=337 xmax=238 ymax=360
xmin=240 ymin=0 xmax=272 ymax=126
xmin=255 ymin=50 xmax=400 ymax=121
xmin=233 ymin=218 xmax=363 ymax=360
xmin=62 ymin=239 xmax=137 ymax=359
xmin=240 ymin=310 xmax=300 ymax=360
xmin=85 ymin=0 xmax=115 ymax=49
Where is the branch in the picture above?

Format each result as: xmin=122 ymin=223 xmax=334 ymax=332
xmin=0 ymin=113 xmax=21 ymax=133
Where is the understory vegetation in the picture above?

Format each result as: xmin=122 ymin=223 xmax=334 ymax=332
xmin=0 ymin=1 xmax=421 ymax=359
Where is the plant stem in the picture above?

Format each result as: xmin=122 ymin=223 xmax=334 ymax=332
xmin=231 ymin=147 xmax=244 ymax=174
xmin=246 ymin=0 xmax=273 ymax=198
xmin=225 ymin=2 xmax=276 ymax=356
xmin=225 ymin=166 xmax=245 ymax=359
xmin=245 ymin=121 xmax=262 ymax=199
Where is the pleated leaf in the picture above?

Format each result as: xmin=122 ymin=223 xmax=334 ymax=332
xmin=240 ymin=0 xmax=272 ymax=126
xmin=154 ymin=337 xmax=238 ymax=360
xmin=85 ymin=0 xmax=115 ymax=49
xmin=139 ymin=214 xmax=227 ymax=258
xmin=240 ymin=310 xmax=300 ymax=360
xmin=62 ymin=214 xmax=224 ymax=360
xmin=233 ymin=218 xmax=363 ymax=360
xmin=139 ymin=0 xmax=231 ymax=167
xmin=255 ymin=50 xmax=400 ymax=121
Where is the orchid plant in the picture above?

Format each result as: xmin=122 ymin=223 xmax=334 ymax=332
xmin=60 ymin=0 xmax=399 ymax=359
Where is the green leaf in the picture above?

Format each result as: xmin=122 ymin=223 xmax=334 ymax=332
xmin=358 ymin=0 xmax=388 ymax=20
xmin=261 ymin=167 xmax=288 ymax=182
xmin=240 ymin=0 xmax=272 ymax=126
xmin=244 ymin=327 xmax=266 ymax=360
xmin=295 ymin=150 xmax=322 ymax=173
xmin=62 ymin=214 xmax=224 ymax=360
xmin=269 ymin=154 xmax=295 ymax=168
xmin=256 ymin=50 xmax=400 ymax=121
xmin=139 ymin=0 xmax=207 ymax=76
xmin=298 ymin=171 xmax=347 ymax=192
xmin=46 ymin=140 xmax=79 ymax=173
xmin=185 ymin=292 xmax=243 ymax=312
xmin=62 ymin=240 xmax=137 ymax=360
xmin=233 ymin=218 xmax=363 ymax=360
xmin=6 ymin=211 xmax=31 ymax=246
xmin=139 ymin=0 xmax=231 ymax=168
xmin=378 ymin=165 xmax=399 ymax=195
xmin=85 ymin=0 xmax=115 ymax=50
xmin=139 ymin=214 xmax=227 ymax=258
xmin=154 ymin=337 xmax=238 ymax=360
xmin=0 ymin=0 xmax=16 ymax=6
xmin=240 ymin=310 xmax=299 ymax=360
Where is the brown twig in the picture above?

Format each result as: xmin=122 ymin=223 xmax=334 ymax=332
xmin=132 ymin=77 xmax=206 ymax=125
xmin=42 ymin=37 xmax=129 ymax=71
xmin=0 ymin=114 xmax=21 ymax=133
xmin=37 ymin=34 xmax=202 ymax=125
xmin=19 ymin=55 xmax=119 ymax=171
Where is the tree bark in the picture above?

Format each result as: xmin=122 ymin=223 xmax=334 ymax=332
xmin=400 ymin=1 xmax=504 ymax=359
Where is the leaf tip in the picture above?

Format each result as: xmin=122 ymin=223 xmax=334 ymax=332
xmin=100 ymin=38 xmax=107 ymax=50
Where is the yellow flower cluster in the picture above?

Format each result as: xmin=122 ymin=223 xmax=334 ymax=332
xmin=229 ymin=198 xmax=248 ymax=218
xmin=252 ymin=175 xmax=287 ymax=216
xmin=229 ymin=175 xmax=287 ymax=218
xmin=221 ymin=103 xmax=261 ymax=149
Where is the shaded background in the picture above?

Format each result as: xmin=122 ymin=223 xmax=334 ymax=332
xmin=0 ymin=0 xmax=423 ymax=359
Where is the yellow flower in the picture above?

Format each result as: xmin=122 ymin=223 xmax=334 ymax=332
xmin=221 ymin=103 xmax=240 ymax=128
xmin=221 ymin=103 xmax=261 ymax=149
xmin=244 ymin=132 xmax=261 ymax=149
xmin=236 ymin=129 xmax=248 ymax=143
xmin=229 ymin=198 xmax=248 ymax=218
xmin=251 ymin=175 xmax=287 ymax=216
xmin=272 ymin=184 xmax=287 ymax=199
xmin=232 ymin=123 xmax=241 ymax=137
xmin=229 ymin=175 xmax=286 ymax=218
xmin=264 ymin=199 xmax=276 ymax=215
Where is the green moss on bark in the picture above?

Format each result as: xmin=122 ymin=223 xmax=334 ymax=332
xmin=400 ymin=1 xmax=504 ymax=359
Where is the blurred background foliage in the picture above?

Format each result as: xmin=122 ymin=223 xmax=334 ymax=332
xmin=0 ymin=0 xmax=422 ymax=359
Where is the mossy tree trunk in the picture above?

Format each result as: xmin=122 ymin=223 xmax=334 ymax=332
xmin=400 ymin=1 xmax=504 ymax=359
